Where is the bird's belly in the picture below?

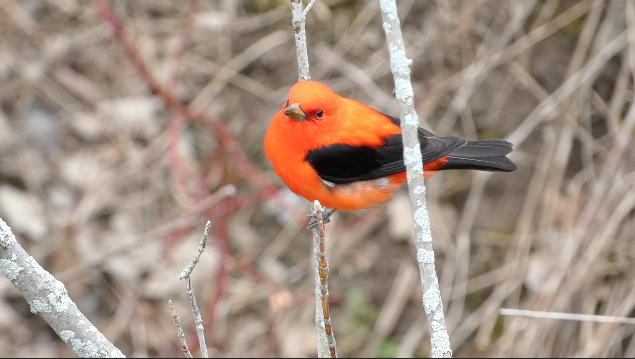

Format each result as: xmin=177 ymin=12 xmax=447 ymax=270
xmin=309 ymin=176 xmax=405 ymax=211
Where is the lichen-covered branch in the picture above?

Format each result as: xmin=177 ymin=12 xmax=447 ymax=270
xmin=0 ymin=219 xmax=125 ymax=358
xmin=291 ymin=0 xmax=315 ymax=80
xmin=379 ymin=1 xmax=452 ymax=357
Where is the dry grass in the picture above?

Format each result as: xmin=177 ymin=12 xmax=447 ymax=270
xmin=0 ymin=0 xmax=634 ymax=357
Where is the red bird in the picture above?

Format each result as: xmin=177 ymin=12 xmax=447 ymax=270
xmin=264 ymin=81 xmax=516 ymax=212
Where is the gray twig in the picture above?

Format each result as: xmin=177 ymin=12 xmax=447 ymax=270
xmin=379 ymin=0 xmax=452 ymax=357
xmin=178 ymin=221 xmax=212 ymax=280
xmin=185 ymin=276 xmax=207 ymax=358
xmin=500 ymin=308 xmax=635 ymax=324
xmin=172 ymin=220 xmax=212 ymax=358
xmin=0 ymin=218 xmax=125 ymax=358
xmin=169 ymin=299 xmax=194 ymax=358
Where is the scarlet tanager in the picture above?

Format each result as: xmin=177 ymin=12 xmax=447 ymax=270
xmin=264 ymin=81 xmax=516 ymax=212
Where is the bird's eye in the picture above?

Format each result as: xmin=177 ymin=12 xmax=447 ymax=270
xmin=315 ymin=110 xmax=324 ymax=119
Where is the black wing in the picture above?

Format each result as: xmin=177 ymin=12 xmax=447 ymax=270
xmin=305 ymin=114 xmax=466 ymax=185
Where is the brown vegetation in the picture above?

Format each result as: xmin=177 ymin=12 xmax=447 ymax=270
xmin=0 ymin=0 xmax=634 ymax=357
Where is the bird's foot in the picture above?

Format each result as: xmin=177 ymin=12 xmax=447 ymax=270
xmin=307 ymin=209 xmax=336 ymax=230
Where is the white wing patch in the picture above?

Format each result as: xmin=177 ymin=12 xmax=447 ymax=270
xmin=323 ymin=177 xmax=390 ymax=190
xmin=322 ymin=179 xmax=336 ymax=188
xmin=374 ymin=177 xmax=390 ymax=187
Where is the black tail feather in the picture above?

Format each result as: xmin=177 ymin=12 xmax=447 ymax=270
xmin=445 ymin=139 xmax=517 ymax=172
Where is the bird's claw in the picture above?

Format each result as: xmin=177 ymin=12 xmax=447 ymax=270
xmin=307 ymin=209 xmax=336 ymax=230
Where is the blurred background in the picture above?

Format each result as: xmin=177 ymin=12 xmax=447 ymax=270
xmin=1 ymin=0 xmax=634 ymax=357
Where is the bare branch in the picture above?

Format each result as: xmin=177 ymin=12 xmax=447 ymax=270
xmin=173 ymin=221 xmax=213 ymax=358
xmin=169 ymin=300 xmax=194 ymax=358
xmin=311 ymin=201 xmax=337 ymax=358
xmin=379 ymin=0 xmax=452 ymax=357
xmin=178 ymin=221 xmax=212 ymax=280
xmin=500 ymin=308 xmax=635 ymax=324
xmin=302 ymin=0 xmax=317 ymax=18
xmin=184 ymin=276 xmax=208 ymax=358
xmin=0 ymin=219 xmax=125 ymax=358
xmin=291 ymin=0 xmax=311 ymax=80
xmin=289 ymin=1 xmax=337 ymax=357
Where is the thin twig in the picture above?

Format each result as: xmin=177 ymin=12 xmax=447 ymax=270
xmin=379 ymin=0 xmax=452 ymax=357
xmin=179 ymin=221 xmax=212 ymax=280
xmin=289 ymin=1 xmax=337 ymax=357
xmin=302 ymin=0 xmax=317 ymax=18
xmin=500 ymin=309 xmax=635 ymax=325
xmin=185 ymin=276 xmax=207 ymax=358
xmin=176 ymin=221 xmax=213 ymax=358
xmin=169 ymin=300 xmax=194 ymax=358
xmin=311 ymin=201 xmax=337 ymax=358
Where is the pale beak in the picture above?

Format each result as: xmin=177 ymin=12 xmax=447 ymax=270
xmin=284 ymin=103 xmax=306 ymax=122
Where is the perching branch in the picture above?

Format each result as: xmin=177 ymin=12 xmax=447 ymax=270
xmin=291 ymin=0 xmax=316 ymax=81
xmin=311 ymin=201 xmax=337 ymax=358
xmin=290 ymin=1 xmax=337 ymax=357
xmin=0 ymin=219 xmax=125 ymax=358
xmin=379 ymin=1 xmax=452 ymax=358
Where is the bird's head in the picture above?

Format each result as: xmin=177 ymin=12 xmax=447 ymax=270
xmin=283 ymin=80 xmax=339 ymax=123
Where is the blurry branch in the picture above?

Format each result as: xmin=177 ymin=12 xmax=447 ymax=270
xmin=421 ymin=0 xmax=599 ymax=117
xmin=188 ymin=30 xmax=290 ymax=109
xmin=59 ymin=184 xmax=237 ymax=282
xmin=168 ymin=114 xmax=209 ymax=202
xmin=92 ymin=0 xmax=274 ymax=191
xmin=0 ymin=219 xmax=125 ymax=358
xmin=167 ymin=0 xmax=200 ymax=89
xmin=169 ymin=221 xmax=212 ymax=358
xmin=91 ymin=0 xmax=307 ymax=258
xmin=500 ymin=309 xmax=635 ymax=325
xmin=507 ymin=29 xmax=627 ymax=146
xmin=379 ymin=0 xmax=452 ymax=358
xmin=290 ymin=1 xmax=337 ymax=357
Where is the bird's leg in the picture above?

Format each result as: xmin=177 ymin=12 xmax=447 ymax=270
xmin=307 ymin=208 xmax=337 ymax=230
